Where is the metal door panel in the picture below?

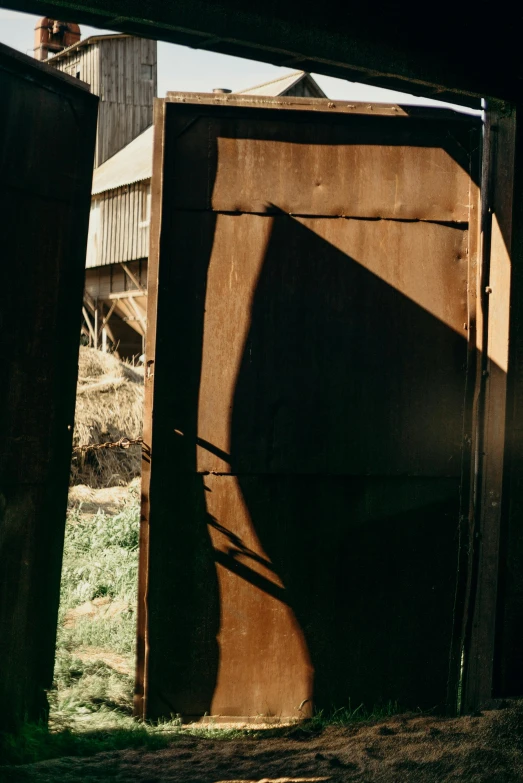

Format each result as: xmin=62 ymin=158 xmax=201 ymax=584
xmin=190 ymin=213 xmax=469 ymax=475
xmin=168 ymin=110 xmax=478 ymax=221
xmin=138 ymin=97 xmax=480 ymax=719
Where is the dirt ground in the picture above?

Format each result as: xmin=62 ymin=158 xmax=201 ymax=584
xmin=4 ymin=703 xmax=523 ymax=783
xmin=9 ymin=399 xmax=520 ymax=783
xmin=67 ymin=477 xmax=141 ymax=516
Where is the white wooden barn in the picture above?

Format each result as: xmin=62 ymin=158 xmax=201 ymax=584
xmin=84 ymin=71 xmax=327 ymax=358
xmin=44 ymin=32 xmax=156 ymax=356
xmin=46 ymin=32 xmax=327 ymax=358
xmin=47 ymin=33 xmax=157 ymax=168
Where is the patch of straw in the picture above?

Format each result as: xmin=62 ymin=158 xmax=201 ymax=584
xmin=71 ymin=348 xmax=144 ymax=488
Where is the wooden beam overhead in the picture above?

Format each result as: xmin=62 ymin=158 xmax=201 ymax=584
xmin=108 ymin=290 xmax=146 ymax=300
xmin=1 ymin=0 xmax=517 ymax=104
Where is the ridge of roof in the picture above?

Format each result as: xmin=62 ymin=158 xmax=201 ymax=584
xmin=235 ymin=70 xmax=327 ymax=98
xmin=235 ymin=70 xmax=306 ymax=94
xmin=47 ymin=33 xmax=130 ymax=62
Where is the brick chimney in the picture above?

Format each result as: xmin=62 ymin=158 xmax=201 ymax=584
xmin=34 ymin=18 xmax=81 ymax=61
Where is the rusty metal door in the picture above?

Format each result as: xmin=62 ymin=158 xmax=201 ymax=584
xmin=137 ymin=95 xmax=480 ymax=720
xmin=0 ymin=44 xmax=97 ymax=732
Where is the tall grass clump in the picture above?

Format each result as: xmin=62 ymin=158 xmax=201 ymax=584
xmin=59 ymin=504 xmax=139 ymax=621
xmin=51 ymin=498 xmax=140 ymax=727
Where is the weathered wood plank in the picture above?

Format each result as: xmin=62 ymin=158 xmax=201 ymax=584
xmin=486 ymin=102 xmax=523 ymax=702
xmin=0 ymin=42 xmax=97 ymax=733
xmin=462 ymin=105 xmax=516 ymax=711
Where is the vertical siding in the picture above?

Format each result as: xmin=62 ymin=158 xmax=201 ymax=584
xmin=47 ymin=41 xmax=102 ymax=162
xmin=85 ymin=199 xmax=100 ymax=267
xmin=48 ymin=36 xmax=157 ymax=168
xmin=96 ymin=36 xmax=156 ymax=166
xmin=85 ymin=261 xmax=148 ymax=299
xmin=49 ymin=37 xmax=155 ymax=268
xmin=48 ymin=40 xmax=102 ymax=164
xmin=48 ymin=42 xmax=100 ymax=95
xmin=85 ymin=181 xmax=151 ymax=268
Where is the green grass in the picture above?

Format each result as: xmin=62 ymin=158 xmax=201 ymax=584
xmin=0 ymin=719 xmax=179 ymax=766
xmin=59 ymin=502 xmax=139 ymax=625
xmin=0 ymin=496 xmax=186 ymax=765
xmin=51 ymin=498 xmax=140 ymax=726
xmin=1 ymin=701 xmax=406 ymax=766
xmin=296 ymin=700 xmax=402 ymax=735
xmin=0 ymin=491 xmax=405 ymax=766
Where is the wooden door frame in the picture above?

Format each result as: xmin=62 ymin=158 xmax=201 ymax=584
xmin=136 ymin=93 xmax=492 ymax=718
xmin=460 ymin=103 xmax=518 ymax=712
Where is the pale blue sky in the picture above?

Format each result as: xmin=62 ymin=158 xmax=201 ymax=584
xmin=0 ymin=9 xmax=475 ymax=111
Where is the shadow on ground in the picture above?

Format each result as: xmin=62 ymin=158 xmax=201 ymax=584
xmin=2 ymin=702 xmax=523 ymax=782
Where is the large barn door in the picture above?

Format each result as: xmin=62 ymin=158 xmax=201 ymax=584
xmin=0 ymin=44 xmax=97 ymax=732
xmin=137 ymin=95 xmax=480 ymax=720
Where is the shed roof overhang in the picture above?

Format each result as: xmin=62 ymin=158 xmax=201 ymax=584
xmin=3 ymin=0 xmax=521 ymax=107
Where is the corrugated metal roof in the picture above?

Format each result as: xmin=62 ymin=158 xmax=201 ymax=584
xmin=235 ymin=71 xmax=326 ymax=98
xmin=92 ymin=125 xmax=154 ymax=195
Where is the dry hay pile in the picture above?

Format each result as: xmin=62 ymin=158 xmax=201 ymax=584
xmin=71 ymin=348 xmax=143 ymax=487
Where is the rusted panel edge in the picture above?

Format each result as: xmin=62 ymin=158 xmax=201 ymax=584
xmin=165 ymin=91 xmax=478 ymax=122
xmin=158 ymin=210 xmax=473 ymax=224
xmin=446 ymin=120 xmax=483 ymax=714
xmin=163 ymin=98 xmax=479 ymax=225
xmin=134 ymin=98 xmax=166 ymax=720
xmin=458 ymin=110 xmax=496 ymax=714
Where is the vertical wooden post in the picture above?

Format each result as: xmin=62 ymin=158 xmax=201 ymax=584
xmin=82 ymin=306 xmax=96 ymax=347
xmin=493 ymin=99 xmax=523 ymax=699
xmin=462 ymin=102 xmax=516 ymax=711
xmin=94 ymin=300 xmax=99 ymax=350
xmin=93 ymin=299 xmax=100 ymax=348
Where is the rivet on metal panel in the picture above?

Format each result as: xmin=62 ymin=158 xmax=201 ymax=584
xmin=485 ymin=286 xmax=493 ymax=294
xmin=464 ymin=323 xmax=468 ymax=329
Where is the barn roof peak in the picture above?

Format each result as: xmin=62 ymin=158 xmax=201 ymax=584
xmin=235 ymin=70 xmax=326 ymax=98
